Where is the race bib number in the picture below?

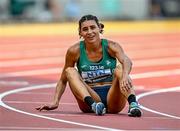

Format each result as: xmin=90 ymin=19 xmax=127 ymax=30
xmin=81 ymin=69 xmax=112 ymax=83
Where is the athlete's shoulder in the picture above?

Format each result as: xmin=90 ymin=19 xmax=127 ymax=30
xmin=105 ymin=39 xmax=123 ymax=49
xmin=66 ymin=42 xmax=80 ymax=62
xmin=67 ymin=42 xmax=80 ymax=54
xmin=105 ymin=39 xmax=124 ymax=56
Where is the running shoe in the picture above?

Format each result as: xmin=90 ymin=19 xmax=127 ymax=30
xmin=91 ymin=102 xmax=106 ymax=115
xmin=128 ymin=102 xmax=142 ymax=117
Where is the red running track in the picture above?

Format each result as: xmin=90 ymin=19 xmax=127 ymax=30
xmin=0 ymin=33 xmax=180 ymax=130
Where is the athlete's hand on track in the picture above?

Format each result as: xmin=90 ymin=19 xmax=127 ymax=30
xmin=36 ymin=104 xmax=58 ymax=111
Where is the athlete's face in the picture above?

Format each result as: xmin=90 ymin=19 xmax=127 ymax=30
xmin=80 ymin=20 xmax=101 ymax=43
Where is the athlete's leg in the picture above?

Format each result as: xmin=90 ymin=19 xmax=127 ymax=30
xmin=65 ymin=67 xmax=105 ymax=114
xmin=107 ymin=64 xmax=141 ymax=117
xmin=107 ymin=64 xmax=127 ymax=113
xmin=65 ymin=67 xmax=101 ymax=101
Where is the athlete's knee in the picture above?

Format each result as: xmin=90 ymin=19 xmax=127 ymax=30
xmin=114 ymin=64 xmax=123 ymax=79
xmin=65 ymin=67 xmax=78 ymax=79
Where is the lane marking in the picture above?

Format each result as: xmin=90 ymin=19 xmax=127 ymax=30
xmin=0 ymin=81 xmax=29 ymax=86
xmin=0 ymin=68 xmax=60 ymax=78
xmin=137 ymin=86 xmax=180 ymax=120
xmin=0 ymin=56 xmax=63 ymax=67
xmin=0 ymin=68 xmax=180 ymax=79
xmin=134 ymin=57 xmax=180 ymax=67
xmin=0 ymin=56 xmax=179 ymax=67
xmin=131 ymin=69 xmax=180 ymax=79
xmin=0 ymin=48 xmax=67 ymax=59
xmin=0 ymin=83 xmax=120 ymax=131
xmin=128 ymin=47 xmax=180 ymax=57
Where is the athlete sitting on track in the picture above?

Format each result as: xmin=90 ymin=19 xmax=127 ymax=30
xmin=36 ymin=14 xmax=142 ymax=117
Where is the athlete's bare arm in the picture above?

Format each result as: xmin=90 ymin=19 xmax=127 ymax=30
xmin=107 ymin=40 xmax=133 ymax=91
xmin=36 ymin=43 xmax=80 ymax=111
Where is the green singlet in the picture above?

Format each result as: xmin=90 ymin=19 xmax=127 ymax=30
xmin=77 ymin=39 xmax=117 ymax=84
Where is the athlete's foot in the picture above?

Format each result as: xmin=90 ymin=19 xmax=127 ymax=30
xmin=128 ymin=102 xmax=142 ymax=117
xmin=92 ymin=102 xmax=106 ymax=115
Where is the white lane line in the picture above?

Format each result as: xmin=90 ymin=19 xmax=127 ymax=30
xmin=0 ymin=68 xmax=180 ymax=79
xmin=0 ymin=81 xmax=29 ymax=86
xmin=0 ymin=68 xmax=60 ymax=78
xmin=131 ymin=69 xmax=180 ymax=79
xmin=0 ymin=83 xmax=120 ymax=131
xmin=128 ymin=47 xmax=180 ymax=57
xmin=137 ymin=86 xmax=180 ymax=120
xmin=0 ymin=56 xmax=63 ymax=67
xmin=134 ymin=57 xmax=180 ymax=67
xmin=0 ymin=56 xmax=179 ymax=67
xmin=0 ymin=48 xmax=67 ymax=59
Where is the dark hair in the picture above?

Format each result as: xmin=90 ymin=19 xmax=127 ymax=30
xmin=78 ymin=14 xmax=104 ymax=37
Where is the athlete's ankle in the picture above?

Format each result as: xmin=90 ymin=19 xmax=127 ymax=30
xmin=84 ymin=96 xmax=95 ymax=108
xmin=128 ymin=94 xmax=137 ymax=105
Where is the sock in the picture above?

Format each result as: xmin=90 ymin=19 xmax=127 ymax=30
xmin=128 ymin=94 xmax=136 ymax=105
xmin=84 ymin=96 xmax=95 ymax=108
